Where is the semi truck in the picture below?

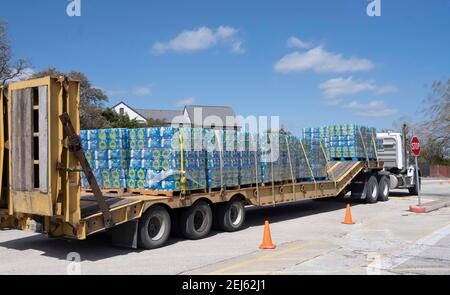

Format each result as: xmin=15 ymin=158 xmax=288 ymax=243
xmin=0 ymin=77 xmax=421 ymax=249
xmin=377 ymin=127 xmax=421 ymax=195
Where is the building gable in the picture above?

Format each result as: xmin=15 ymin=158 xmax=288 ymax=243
xmin=112 ymin=102 xmax=147 ymax=123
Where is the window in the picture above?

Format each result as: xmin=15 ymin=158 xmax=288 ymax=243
xmin=119 ymin=108 xmax=124 ymax=115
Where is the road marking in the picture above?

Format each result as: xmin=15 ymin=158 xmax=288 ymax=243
xmin=373 ymin=222 xmax=450 ymax=271
xmin=207 ymin=240 xmax=323 ymax=275
xmin=391 ymin=267 xmax=450 ymax=273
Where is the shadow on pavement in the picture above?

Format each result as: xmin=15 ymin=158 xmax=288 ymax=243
xmin=0 ymin=231 xmax=143 ymax=262
xmin=389 ymin=191 xmax=412 ymax=197
xmin=243 ymin=198 xmax=360 ymax=228
xmin=0 ymin=198 xmax=359 ymax=262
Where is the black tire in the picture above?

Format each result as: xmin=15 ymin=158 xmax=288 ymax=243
xmin=364 ymin=176 xmax=378 ymax=204
xmin=138 ymin=205 xmax=171 ymax=249
xmin=216 ymin=199 xmax=246 ymax=232
xmin=179 ymin=200 xmax=213 ymax=240
xmin=408 ymin=176 xmax=421 ymax=195
xmin=378 ymin=176 xmax=390 ymax=202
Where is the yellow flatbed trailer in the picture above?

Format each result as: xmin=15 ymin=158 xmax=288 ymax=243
xmin=0 ymin=77 xmax=387 ymax=249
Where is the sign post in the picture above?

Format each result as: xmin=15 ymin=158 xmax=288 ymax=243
xmin=410 ymin=136 xmax=421 ymax=206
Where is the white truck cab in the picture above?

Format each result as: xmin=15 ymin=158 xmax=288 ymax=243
xmin=376 ymin=125 xmax=421 ymax=195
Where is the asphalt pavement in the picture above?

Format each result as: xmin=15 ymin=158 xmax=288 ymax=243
xmin=0 ymin=179 xmax=448 ymax=275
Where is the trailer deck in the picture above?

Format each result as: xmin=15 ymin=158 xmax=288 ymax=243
xmin=78 ymin=160 xmax=382 ymax=238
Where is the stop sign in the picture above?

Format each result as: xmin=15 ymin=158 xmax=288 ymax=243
xmin=410 ymin=136 xmax=421 ymax=157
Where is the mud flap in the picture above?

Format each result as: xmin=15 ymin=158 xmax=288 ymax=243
xmin=111 ymin=219 xmax=138 ymax=249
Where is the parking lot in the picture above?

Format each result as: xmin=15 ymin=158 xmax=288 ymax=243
xmin=0 ymin=179 xmax=449 ymax=275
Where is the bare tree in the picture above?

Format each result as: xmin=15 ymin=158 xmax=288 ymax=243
xmin=420 ymin=79 xmax=450 ymax=163
xmin=0 ymin=20 xmax=28 ymax=85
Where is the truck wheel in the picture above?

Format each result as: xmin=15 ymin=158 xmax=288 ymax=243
xmin=364 ymin=176 xmax=378 ymax=204
xmin=179 ymin=201 xmax=212 ymax=240
xmin=408 ymin=176 xmax=421 ymax=195
xmin=378 ymin=176 xmax=390 ymax=202
xmin=138 ymin=205 xmax=171 ymax=249
xmin=216 ymin=199 xmax=246 ymax=232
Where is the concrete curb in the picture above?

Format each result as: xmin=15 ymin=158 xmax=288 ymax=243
xmin=410 ymin=199 xmax=450 ymax=213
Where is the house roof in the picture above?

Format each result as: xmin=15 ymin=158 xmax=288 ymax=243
xmin=134 ymin=109 xmax=183 ymax=123
xmin=112 ymin=101 xmax=240 ymax=127
xmin=184 ymin=105 xmax=241 ymax=127
xmin=112 ymin=101 xmax=183 ymax=123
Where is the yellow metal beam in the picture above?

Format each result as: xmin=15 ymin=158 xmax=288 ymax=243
xmin=0 ymin=86 xmax=4 ymax=210
xmin=5 ymin=77 xmax=82 ymax=237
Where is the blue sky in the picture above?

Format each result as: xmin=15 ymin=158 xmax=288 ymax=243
xmin=2 ymin=0 xmax=449 ymax=134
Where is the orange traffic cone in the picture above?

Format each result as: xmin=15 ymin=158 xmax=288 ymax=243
xmin=342 ymin=204 xmax=355 ymax=225
xmin=259 ymin=221 xmax=276 ymax=249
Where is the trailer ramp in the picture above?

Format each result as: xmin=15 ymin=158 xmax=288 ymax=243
xmin=327 ymin=161 xmax=380 ymax=196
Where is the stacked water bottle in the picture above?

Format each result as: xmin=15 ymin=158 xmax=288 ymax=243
xmin=326 ymin=124 xmax=378 ymax=160
xmin=79 ymin=126 xmax=383 ymax=191
xmin=204 ymin=129 xmax=240 ymax=189
xmin=127 ymin=127 xmax=206 ymax=191
xmin=258 ymin=133 xmax=274 ymax=183
xmin=80 ymin=128 xmax=129 ymax=189
xmin=237 ymin=132 xmax=259 ymax=185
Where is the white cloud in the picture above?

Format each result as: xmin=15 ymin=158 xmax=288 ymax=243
xmin=319 ymin=77 xmax=398 ymax=98
xmin=132 ymin=86 xmax=152 ymax=96
xmin=345 ymin=100 xmax=398 ymax=117
xmin=287 ymin=36 xmax=312 ymax=49
xmin=376 ymin=84 xmax=398 ymax=94
xmin=274 ymin=46 xmax=375 ymax=74
xmin=152 ymin=26 xmax=244 ymax=55
xmin=216 ymin=26 xmax=238 ymax=39
xmin=106 ymin=89 xmax=127 ymax=97
xmin=231 ymin=41 xmax=245 ymax=54
xmin=176 ymin=97 xmax=196 ymax=107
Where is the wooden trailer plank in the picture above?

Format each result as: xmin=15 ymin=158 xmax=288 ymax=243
xmin=38 ymin=86 xmax=49 ymax=193
xmin=11 ymin=88 xmax=34 ymax=191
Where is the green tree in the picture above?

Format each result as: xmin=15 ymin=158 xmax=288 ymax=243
xmin=146 ymin=118 xmax=167 ymax=127
xmin=0 ymin=20 xmax=28 ymax=85
xmin=101 ymin=108 xmax=141 ymax=128
xmin=31 ymin=68 xmax=111 ymax=130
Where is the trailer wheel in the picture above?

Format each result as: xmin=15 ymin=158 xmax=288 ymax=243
xmin=138 ymin=205 xmax=171 ymax=249
xmin=378 ymin=176 xmax=390 ymax=202
xmin=216 ymin=199 xmax=246 ymax=232
xmin=365 ymin=176 xmax=379 ymax=204
xmin=179 ymin=201 xmax=212 ymax=240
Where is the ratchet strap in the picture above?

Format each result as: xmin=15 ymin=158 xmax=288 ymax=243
xmin=179 ymin=133 xmax=187 ymax=193
xmin=320 ymin=141 xmax=336 ymax=188
xmin=300 ymin=139 xmax=317 ymax=198
xmin=285 ymin=136 xmax=296 ymax=201
xmin=358 ymin=127 xmax=370 ymax=166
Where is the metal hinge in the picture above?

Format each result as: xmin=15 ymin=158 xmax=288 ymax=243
xmin=56 ymin=162 xmax=84 ymax=173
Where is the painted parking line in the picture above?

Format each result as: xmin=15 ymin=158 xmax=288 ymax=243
xmin=207 ymin=240 xmax=325 ymax=275
xmin=371 ymin=222 xmax=450 ymax=271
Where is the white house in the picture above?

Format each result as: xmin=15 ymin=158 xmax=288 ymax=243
xmin=112 ymin=101 xmax=241 ymax=130
xmin=112 ymin=102 xmax=147 ymax=123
